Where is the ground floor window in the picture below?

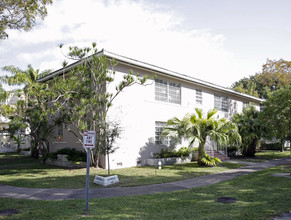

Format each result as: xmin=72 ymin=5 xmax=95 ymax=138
xmin=155 ymin=121 xmax=170 ymax=145
xmin=57 ymin=125 xmax=64 ymax=142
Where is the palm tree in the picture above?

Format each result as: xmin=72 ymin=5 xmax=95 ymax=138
xmin=231 ymin=105 xmax=264 ymax=157
xmin=1 ymin=65 xmax=52 ymax=158
xmin=164 ymin=108 xmax=241 ymax=165
xmin=2 ymin=65 xmax=41 ymax=106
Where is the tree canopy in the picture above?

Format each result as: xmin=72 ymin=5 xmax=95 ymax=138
xmin=261 ymin=85 xmax=291 ymax=152
xmin=2 ymin=64 xmax=55 ymax=159
xmin=231 ymin=59 xmax=291 ymax=99
xmin=0 ymin=0 xmax=52 ymax=40
xmin=231 ymin=105 xmax=265 ymax=157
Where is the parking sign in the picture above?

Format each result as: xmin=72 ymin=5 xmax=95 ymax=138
xmin=83 ymin=130 xmax=96 ymax=148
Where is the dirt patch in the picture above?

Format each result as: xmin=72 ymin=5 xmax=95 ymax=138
xmin=0 ymin=209 xmax=19 ymax=217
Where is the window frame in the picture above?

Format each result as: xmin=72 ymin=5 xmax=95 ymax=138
xmin=196 ymin=89 xmax=203 ymax=105
xmin=214 ymin=94 xmax=229 ymax=112
xmin=155 ymin=79 xmax=181 ymax=104
xmin=155 ymin=121 xmax=170 ymax=145
xmin=56 ymin=124 xmax=64 ymax=142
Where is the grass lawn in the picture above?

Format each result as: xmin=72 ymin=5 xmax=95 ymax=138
xmin=0 ymin=153 xmax=244 ymax=188
xmin=0 ymin=164 xmax=290 ymax=219
xmin=0 ymin=153 xmax=39 ymax=166
xmin=231 ymin=150 xmax=291 ymax=163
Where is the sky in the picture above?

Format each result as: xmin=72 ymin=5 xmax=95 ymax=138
xmin=1 ymin=0 xmax=291 ymax=90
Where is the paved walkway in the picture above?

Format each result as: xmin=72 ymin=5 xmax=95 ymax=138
xmin=0 ymin=157 xmax=290 ymax=201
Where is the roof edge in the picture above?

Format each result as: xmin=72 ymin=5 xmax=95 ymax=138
xmin=38 ymin=49 xmax=264 ymax=103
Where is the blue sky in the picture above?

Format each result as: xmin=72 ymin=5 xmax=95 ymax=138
xmin=1 ymin=0 xmax=291 ymax=89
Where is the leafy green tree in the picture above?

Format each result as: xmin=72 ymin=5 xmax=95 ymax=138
xmin=0 ymin=84 xmax=12 ymax=117
xmin=0 ymin=83 xmax=7 ymax=100
xmin=231 ymin=105 xmax=264 ymax=157
xmin=51 ymin=43 xmax=149 ymax=167
xmin=231 ymin=59 xmax=291 ymax=99
xmin=2 ymin=65 xmax=55 ymax=159
xmin=164 ymin=108 xmax=241 ymax=166
xmin=231 ymin=76 xmax=260 ymax=98
xmin=0 ymin=0 xmax=52 ymax=40
xmin=261 ymin=85 xmax=291 ymax=152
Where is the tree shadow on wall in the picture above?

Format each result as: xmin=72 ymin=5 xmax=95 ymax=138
xmin=137 ymin=137 xmax=175 ymax=165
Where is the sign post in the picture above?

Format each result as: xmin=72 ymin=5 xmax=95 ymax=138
xmin=83 ymin=130 xmax=96 ymax=212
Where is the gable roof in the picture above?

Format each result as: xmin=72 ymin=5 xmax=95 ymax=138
xmin=38 ymin=49 xmax=264 ymax=103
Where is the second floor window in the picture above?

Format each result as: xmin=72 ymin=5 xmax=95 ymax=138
xmin=214 ymin=94 xmax=229 ymax=112
xmin=155 ymin=79 xmax=181 ymax=104
xmin=196 ymin=89 xmax=203 ymax=105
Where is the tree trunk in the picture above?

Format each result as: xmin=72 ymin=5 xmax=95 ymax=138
xmin=198 ymin=141 xmax=206 ymax=165
xmin=30 ymin=135 xmax=39 ymax=159
xmin=242 ymin=139 xmax=257 ymax=157
xmin=107 ymin=151 xmax=110 ymax=176
xmin=31 ymin=143 xmax=39 ymax=159
xmin=280 ymin=139 xmax=284 ymax=152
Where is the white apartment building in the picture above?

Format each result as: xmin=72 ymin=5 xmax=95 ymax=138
xmin=39 ymin=50 xmax=263 ymax=169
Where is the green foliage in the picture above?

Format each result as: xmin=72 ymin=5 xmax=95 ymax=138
xmin=231 ymin=105 xmax=264 ymax=157
xmin=199 ymin=153 xmax=222 ymax=167
xmin=48 ymin=148 xmax=86 ymax=162
xmin=0 ymin=85 xmax=18 ymax=117
xmin=261 ymin=85 xmax=291 ymax=152
xmin=154 ymin=147 xmax=192 ymax=158
xmin=163 ymin=108 xmax=241 ymax=165
xmin=231 ymin=59 xmax=291 ymax=99
xmin=0 ymin=83 xmax=7 ymax=101
xmin=0 ymin=0 xmax=53 ymax=40
xmin=2 ymin=64 xmax=58 ymax=159
xmin=12 ymin=134 xmax=25 ymax=153
xmin=51 ymin=43 xmax=149 ymax=167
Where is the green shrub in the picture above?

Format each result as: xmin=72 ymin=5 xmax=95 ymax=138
xmin=199 ymin=153 xmax=221 ymax=167
xmin=176 ymin=147 xmax=191 ymax=157
xmin=155 ymin=147 xmax=192 ymax=158
xmin=48 ymin=148 xmax=86 ymax=162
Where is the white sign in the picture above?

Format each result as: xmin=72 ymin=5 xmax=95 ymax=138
xmin=94 ymin=175 xmax=119 ymax=186
xmin=83 ymin=130 xmax=96 ymax=148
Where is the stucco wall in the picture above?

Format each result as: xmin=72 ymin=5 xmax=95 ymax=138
xmin=49 ymin=62 xmax=261 ymax=169
xmin=105 ymin=63 xmax=260 ymax=169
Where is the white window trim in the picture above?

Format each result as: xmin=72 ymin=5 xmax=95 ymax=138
xmin=196 ymin=89 xmax=203 ymax=105
xmin=155 ymin=79 xmax=181 ymax=104
xmin=214 ymin=94 xmax=229 ymax=112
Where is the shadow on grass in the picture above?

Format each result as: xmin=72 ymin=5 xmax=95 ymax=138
xmin=87 ymin=166 xmax=291 ymax=219
xmin=0 ymin=153 xmax=245 ymax=189
xmin=0 ymin=161 xmax=244 ymax=189
xmin=0 ymin=166 xmax=290 ymax=219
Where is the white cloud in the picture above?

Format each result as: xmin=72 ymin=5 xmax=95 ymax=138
xmin=1 ymin=0 xmax=240 ymax=87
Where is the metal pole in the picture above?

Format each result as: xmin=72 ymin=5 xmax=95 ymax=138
xmin=85 ymin=148 xmax=91 ymax=212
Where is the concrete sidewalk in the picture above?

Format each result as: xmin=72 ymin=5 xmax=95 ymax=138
xmin=0 ymin=157 xmax=290 ymax=201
